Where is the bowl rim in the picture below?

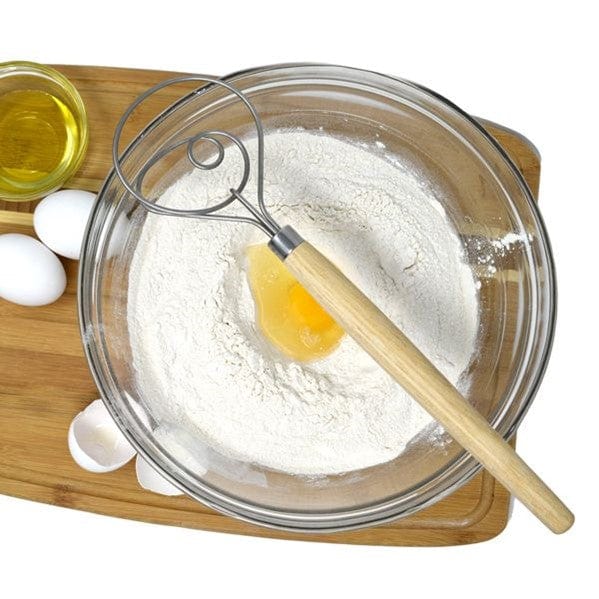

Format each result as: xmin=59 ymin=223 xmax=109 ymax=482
xmin=78 ymin=62 xmax=557 ymax=532
xmin=0 ymin=60 xmax=89 ymax=202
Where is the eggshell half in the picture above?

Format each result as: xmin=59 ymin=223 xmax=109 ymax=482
xmin=68 ymin=399 xmax=136 ymax=473
xmin=135 ymin=454 xmax=183 ymax=496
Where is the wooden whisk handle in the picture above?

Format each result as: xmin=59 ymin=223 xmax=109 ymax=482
xmin=283 ymin=239 xmax=574 ymax=534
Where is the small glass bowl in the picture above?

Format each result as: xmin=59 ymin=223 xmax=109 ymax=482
xmin=0 ymin=61 xmax=88 ymax=202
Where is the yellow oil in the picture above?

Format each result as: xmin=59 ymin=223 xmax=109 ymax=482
xmin=247 ymin=244 xmax=344 ymax=362
xmin=0 ymin=89 xmax=79 ymax=196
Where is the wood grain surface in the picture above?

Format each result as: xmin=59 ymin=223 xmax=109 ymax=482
xmin=0 ymin=65 xmax=542 ymax=545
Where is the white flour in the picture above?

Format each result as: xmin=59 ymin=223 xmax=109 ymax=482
xmin=127 ymin=130 xmax=479 ymax=475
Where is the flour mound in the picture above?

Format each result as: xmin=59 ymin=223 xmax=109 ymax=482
xmin=127 ymin=131 xmax=479 ymax=475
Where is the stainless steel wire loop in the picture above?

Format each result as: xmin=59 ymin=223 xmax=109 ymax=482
xmin=112 ymin=75 xmax=281 ymax=236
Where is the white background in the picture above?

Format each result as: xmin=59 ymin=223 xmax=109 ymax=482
xmin=1 ymin=1 xmax=596 ymax=596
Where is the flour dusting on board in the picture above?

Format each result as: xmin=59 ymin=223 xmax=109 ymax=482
xmin=127 ymin=130 xmax=480 ymax=475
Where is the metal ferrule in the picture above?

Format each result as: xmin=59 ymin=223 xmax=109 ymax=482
xmin=268 ymin=225 xmax=304 ymax=260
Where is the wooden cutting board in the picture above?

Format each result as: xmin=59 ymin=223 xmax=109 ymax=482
xmin=0 ymin=65 xmax=540 ymax=546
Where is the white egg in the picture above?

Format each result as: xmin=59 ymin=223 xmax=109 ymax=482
xmin=34 ymin=189 xmax=96 ymax=259
xmin=0 ymin=233 xmax=67 ymax=306
xmin=68 ymin=399 xmax=136 ymax=473
xmin=135 ymin=454 xmax=183 ymax=496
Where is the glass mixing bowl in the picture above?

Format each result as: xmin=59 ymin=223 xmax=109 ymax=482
xmin=79 ymin=64 xmax=556 ymax=531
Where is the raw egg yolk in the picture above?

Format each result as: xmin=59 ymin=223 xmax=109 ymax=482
xmin=246 ymin=244 xmax=344 ymax=362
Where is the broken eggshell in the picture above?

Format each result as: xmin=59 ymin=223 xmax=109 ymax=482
xmin=68 ymin=399 xmax=136 ymax=473
xmin=135 ymin=454 xmax=183 ymax=496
